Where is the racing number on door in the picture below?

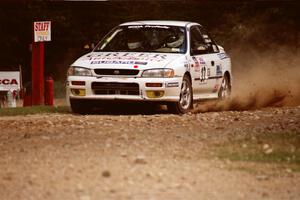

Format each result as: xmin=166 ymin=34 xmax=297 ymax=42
xmin=192 ymin=56 xmax=207 ymax=83
xmin=200 ymin=66 xmax=206 ymax=82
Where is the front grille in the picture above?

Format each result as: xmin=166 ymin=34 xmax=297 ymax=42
xmin=91 ymin=82 xmax=140 ymax=95
xmin=94 ymin=69 xmax=139 ymax=76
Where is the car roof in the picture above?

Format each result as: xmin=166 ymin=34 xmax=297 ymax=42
xmin=120 ymin=20 xmax=199 ymax=27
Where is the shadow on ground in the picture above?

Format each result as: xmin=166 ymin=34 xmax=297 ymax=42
xmin=75 ymin=102 xmax=170 ymax=115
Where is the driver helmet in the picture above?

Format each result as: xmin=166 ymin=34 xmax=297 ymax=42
xmin=127 ymin=31 xmax=142 ymax=50
xmin=166 ymin=32 xmax=184 ymax=48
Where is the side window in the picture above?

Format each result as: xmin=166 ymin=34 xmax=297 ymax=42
xmin=199 ymin=27 xmax=219 ymax=53
xmin=190 ymin=25 xmax=219 ymax=55
xmin=190 ymin=26 xmax=206 ymax=55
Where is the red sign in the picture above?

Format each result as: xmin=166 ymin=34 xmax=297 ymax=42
xmin=34 ymin=21 xmax=51 ymax=42
xmin=0 ymin=79 xmax=18 ymax=85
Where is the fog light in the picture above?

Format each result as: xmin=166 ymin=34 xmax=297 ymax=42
xmin=71 ymin=89 xmax=86 ymax=96
xmin=146 ymin=83 xmax=163 ymax=87
xmin=146 ymin=91 xmax=164 ymax=98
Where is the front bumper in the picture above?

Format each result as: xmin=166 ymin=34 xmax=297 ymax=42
xmin=66 ymin=76 xmax=182 ymax=103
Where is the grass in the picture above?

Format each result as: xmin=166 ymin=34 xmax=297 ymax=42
xmin=22 ymin=81 xmax=66 ymax=99
xmin=216 ymin=132 xmax=300 ymax=167
xmin=0 ymin=81 xmax=68 ymax=116
xmin=54 ymin=81 xmax=66 ymax=99
xmin=0 ymin=106 xmax=70 ymax=116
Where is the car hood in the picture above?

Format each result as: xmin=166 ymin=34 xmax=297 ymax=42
xmin=71 ymin=52 xmax=185 ymax=70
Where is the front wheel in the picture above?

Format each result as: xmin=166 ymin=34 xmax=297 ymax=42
xmin=168 ymin=75 xmax=193 ymax=114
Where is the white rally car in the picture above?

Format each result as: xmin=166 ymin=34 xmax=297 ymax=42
xmin=66 ymin=21 xmax=232 ymax=114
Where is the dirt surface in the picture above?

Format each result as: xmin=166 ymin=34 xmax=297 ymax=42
xmin=0 ymin=106 xmax=300 ymax=200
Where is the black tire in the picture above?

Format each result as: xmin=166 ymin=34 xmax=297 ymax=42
xmin=70 ymin=99 xmax=93 ymax=114
xmin=218 ymin=75 xmax=231 ymax=99
xmin=168 ymin=75 xmax=193 ymax=114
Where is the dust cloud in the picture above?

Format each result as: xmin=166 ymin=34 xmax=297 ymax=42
xmin=194 ymin=47 xmax=300 ymax=113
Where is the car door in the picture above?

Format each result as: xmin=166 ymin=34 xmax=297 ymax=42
xmin=188 ymin=25 xmax=220 ymax=96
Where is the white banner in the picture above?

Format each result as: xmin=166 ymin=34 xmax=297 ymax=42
xmin=34 ymin=21 xmax=51 ymax=42
xmin=0 ymin=71 xmax=21 ymax=91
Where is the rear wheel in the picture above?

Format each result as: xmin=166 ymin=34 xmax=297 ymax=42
xmin=218 ymin=75 xmax=231 ymax=99
xmin=168 ymin=75 xmax=193 ymax=114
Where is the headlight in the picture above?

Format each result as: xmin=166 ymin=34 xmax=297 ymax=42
xmin=142 ymin=68 xmax=174 ymax=78
xmin=67 ymin=66 xmax=92 ymax=76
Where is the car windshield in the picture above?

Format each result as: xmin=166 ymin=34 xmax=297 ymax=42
xmin=94 ymin=25 xmax=187 ymax=54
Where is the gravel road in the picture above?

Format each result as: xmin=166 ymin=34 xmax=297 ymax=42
xmin=0 ymin=106 xmax=299 ymax=200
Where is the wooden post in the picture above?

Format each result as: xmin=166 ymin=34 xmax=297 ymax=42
xmin=31 ymin=41 xmax=45 ymax=105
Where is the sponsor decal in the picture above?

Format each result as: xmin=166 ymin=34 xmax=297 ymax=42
xmin=166 ymin=82 xmax=179 ymax=87
xmin=88 ymin=52 xmax=168 ymax=63
xmin=145 ymin=25 xmax=170 ymax=29
xmin=92 ymin=60 xmax=133 ymax=65
xmin=91 ymin=60 xmax=148 ymax=65
xmin=216 ymin=65 xmax=222 ymax=76
xmin=134 ymin=61 xmax=147 ymax=65
xmin=128 ymin=25 xmax=170 ymax=29
xmin=199 ymin=57 xmax=206 ymax=65
xmin=217 ymin=53 xmax=229 ymax=60
xmin=128 ymin=25 xmax=143 ymax=29
xmin=192 ymin=57 xmax=207 ymax=83
xmin=192 ymin=56 xmax=200 ymax=72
